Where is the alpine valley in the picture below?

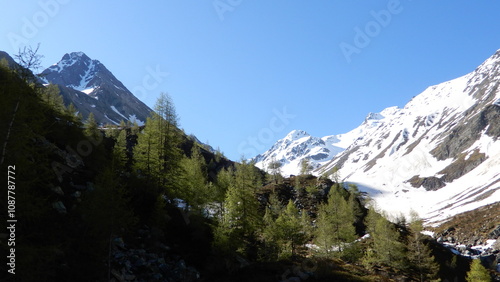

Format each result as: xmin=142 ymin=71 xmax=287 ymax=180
xmin=254 ymin=49 xmax=500 ymax=225
xmin=2 ymin=47 xmax=499 ymax=281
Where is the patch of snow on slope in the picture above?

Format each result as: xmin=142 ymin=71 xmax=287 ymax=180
xmin=71 ymin=59 xmax=95 ymax=91
xmin=128 ymin=114 xmax=144 ymax=126
xmin=81 ymin=87 xmax=97 ymax=95
xmin=110 ymin=106 xmax=128 ymax=121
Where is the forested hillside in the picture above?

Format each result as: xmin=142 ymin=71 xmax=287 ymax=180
xmin=0 ymin=55 xmax=497 ymax=281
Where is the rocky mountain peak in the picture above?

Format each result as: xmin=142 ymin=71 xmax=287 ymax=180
xmin=285 ymin=130 xmax=310 ymax=140
xmin=39 ymin=52 xmax=152 ymax=125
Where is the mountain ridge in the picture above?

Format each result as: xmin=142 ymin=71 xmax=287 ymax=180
xmin=255 ymin=49 xmax=500 ymax=223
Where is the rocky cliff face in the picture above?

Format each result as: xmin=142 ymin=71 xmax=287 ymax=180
xmin=40 ymin=52 xmax=152 ymax=125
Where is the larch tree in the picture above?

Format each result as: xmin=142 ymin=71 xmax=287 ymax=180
xmin=215 ymin=160 xmax=261 ymax=254
xmin=274 ymin=200 xmax=309 ymax=258
xmin=133 ymin=93 xmax=182 ymax=194
xmin=181 ymin=145 xmax=209 ymax=212
xmin=466 ymin=259 xmax=491 ymax=282
xmin=365 ymin=207 xmax=406 ymax=270
xmin=314 ymin=185 xmax=356 ymax=258
xmin=41 ymin=84 xmax=65 ymax=113
xmin=267 ymin=157 xmax=282 ymax=184
xmin=408 ymin=211 xmax=439 ymax=282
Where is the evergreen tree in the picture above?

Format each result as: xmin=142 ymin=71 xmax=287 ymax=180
xmin=466 ymin=259 xmax=491 ymax=282
xmin=408 ymin=211 xmax=439 ymax=282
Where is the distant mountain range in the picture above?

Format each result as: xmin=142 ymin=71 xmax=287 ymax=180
xmin=1 ymin=51 xmax=152 ymax=125
xmin=254 ymin=49 xmax=500 ymax=223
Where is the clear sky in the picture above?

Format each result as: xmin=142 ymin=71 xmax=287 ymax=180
xmin=2 ymin=1 xmax=500 ymax=160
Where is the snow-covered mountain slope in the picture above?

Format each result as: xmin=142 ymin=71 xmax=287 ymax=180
xmin=252 ymin=113 xmax=387 ymax=176
xmin=252 ymin=130 xmax=348 ymax=176
xmin=41 ymin=52 xmax=152 ymax=125
xmin=317 ymin=50 xmax=500 ymax=224
xmin=256 ymin=49 xmax=500 ymax=224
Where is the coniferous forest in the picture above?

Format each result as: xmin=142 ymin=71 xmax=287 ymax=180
xmin=1 ymin=53 xmax=496 ymax=281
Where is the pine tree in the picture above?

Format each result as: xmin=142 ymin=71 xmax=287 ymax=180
xmin=466 ymin=259 xmax=491 ymax=282
xmin=408 ymin=211 xmax=439 ymax=282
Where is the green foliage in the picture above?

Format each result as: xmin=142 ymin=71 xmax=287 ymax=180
xmin=84 ymin=112 xmax=101 ymax=139
xmin=466 ymin=259 xmax=491 ymax=282
xmin=214 ymin=160 xmax=261 ymax=255
xmin=181 ymin=145 xmax=210 ymax=212
xmin=408 ymin=211 xmax=439 ymax=281
xmin=364 ymin=208 xmax=406 ymax=270
xmin=133 ymin=93 xmax=183 ymax=194
xmin=40 ymin=84 xmax=66 ymax=113
xmin=267 ymin=157 xmax=283 ymax=184
xmin=314 ymin=185 xmax=357 ymax=259
xmin=263 ymin=200 xmax=309 ymax=259
xmin=300 ymin=158 xmax=312 ymax=175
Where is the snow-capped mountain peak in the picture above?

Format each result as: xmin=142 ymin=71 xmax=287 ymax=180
xmin=43 ymin=51 xmax=109 ymax=93
xmin=41 ymin=52 xmax=152 ymax=125
xmin=285 ymin=129 xmax=310 ymax=140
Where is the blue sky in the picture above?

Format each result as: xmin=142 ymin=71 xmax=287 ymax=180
xmin=2 ymin=1 xmax=500 ymax=160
